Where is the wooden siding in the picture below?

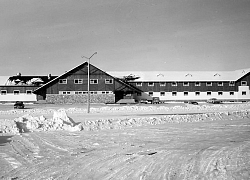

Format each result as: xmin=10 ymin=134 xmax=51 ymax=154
xmin=44 ymin=64 xmax=135 ymax=94
xmin=235 ymin=72 xmax=250 ymax=89
xmin=0 ymin=86 xmax=39 ymax=93
xmin=129 ymin=81 xmax=237 ymax=92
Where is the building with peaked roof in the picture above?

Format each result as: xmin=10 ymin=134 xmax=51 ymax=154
xmin=32 ymin=62 xmax=141 ymax=104
xmin=0 ymin=61 xmax=250 ymax=103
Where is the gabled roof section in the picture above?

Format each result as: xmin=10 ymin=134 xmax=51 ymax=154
xmin=33 ymin=61 xmax=89 ymax=93
xmin=109 ymin=67 xmax=250 ymax=82
xmin=33 ymin=61 xmax=140 ymax=93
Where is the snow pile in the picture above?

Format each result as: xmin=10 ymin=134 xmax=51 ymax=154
xmin=0 ymin=110 xmax=82 ymax=134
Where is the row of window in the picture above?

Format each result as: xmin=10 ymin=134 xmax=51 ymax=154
xmin=60 ymin=91 xmax=113 ymax=95
xmin=0 ymin=90 xmax=32 ymax=95
xmin=136 ymin=81 xmax=248 ymax=87
xmin=59 ymin=79 xmax=113 ymax=84
xmin=147 ymin=91 xmax=247 ymax=96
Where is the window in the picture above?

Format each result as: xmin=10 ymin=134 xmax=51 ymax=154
xmin=230 ymin=92 xmax=234 ymax=95
xmin=1 ymin=90 xmax=7 ymax=95
xmin=195 ymin=82 xmax=201 ymax=86
xmin=90 ymin=91 xmax=97 ymax=94
xmin=160 ymin=91 xmax=165 ymax=96
xmin=241 ymin=81 xmax=247 ymax=86
xmin=136 ymin=82 xmax=142 ymax=86
xmin=74 ymin=79 xmax=83 ymax=84
xmin=229 ymin=81 xmax=235 ymax=86
xmin=217 ymin=82 xmax=223 ymax=86
xmin=183 ymin=82 xmax=189 ymax=86
xmin=218 ymin=91 xmax=223 ymax=96
xmin=148 ymin=91 xmax=153 ymax=96
xmin=105 ymin=79 xmax=113 ymax=84
xmin=90 ymin=79 xmax=98 ymax=84
xmin=160 ymin=82 xmax=166 ymax=86
xmin=172 ymin=91 xmax=177 ymax=96
xmin=195 ymin=91 xmax=200 ymax=96
xmin=13 ymin=90 xmax=20 ymax=95
xmin=26 ymin=90 xmax=32 ymax=95
xmin=62 ymin=91 xmax=71 ymax=95
xmin=171 ymin=82 xmax=177 ymax=86
xmin=206 ymin=82 xmax=212 ymax=86
xmin=148 ymin=82 xmax=154 ymax=86
xmin=184 ymin=91 xmax=188 ymax=96
xmin=242 ymin=91 xmax=247 ymax=95
xmin=207 ymin=91 xmax=212 ymax=96
xmin=59 ymin=79 xmax=67 ymax=84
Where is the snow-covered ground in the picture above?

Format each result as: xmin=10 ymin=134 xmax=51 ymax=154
xmin=0 ymin=103 xmax=250 ymax=179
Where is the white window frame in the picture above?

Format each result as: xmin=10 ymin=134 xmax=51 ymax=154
xmin=218 ymin=91 xmax=223 ymax=96
xmin=13 ymin=90 xmax=20 ymax=95
xmin=195 ymin=82 xmax=201 ymax=86
xmin=59 ymin=79 xmax=67 ymax=84
xmin=184 ymin=91 xmax=188 ymax=96
xmin=62 ymin=91 xmax=71 ymax=95
xmin=148 ymin=82 xmax=154 ymax=86
xmin=207 ymin=91 xmax=212 ymax=96
xmin=1 ymin=90 xmax=7 ymax=95
xmin=172 ymin=91 xmax=177 ymax=96
xmin=160 ymin=82 xmax=166 ymax=86
xmin=183 ymin=82 xmax=189 ymax=86
xmin=195 ymin=91 xmax=200 ymax=96
xmin=105 ymin=79 xmax=113 ymax=84
xmin=241 ymin=81 xmax=247 ymax=86
xmin=26 ymin=90 xmax=32 ymax=95
xmin=171 ymin=82 xmax=177 ymax=86
xmin=230 ymin=91 xmax=234 ymax=95
xmin=160 ymin=91 xmax=165 ymax=96
xmin=136 ymin=82 xmax=142 ymax=86
xmin=148 ymin=91 xmax=153 ymax=96
xmin=74 ymin=79 xmax=83 ymax=84
xmin=90 ymin=79 xmax=98 ymax=84
xmin=217 ymin=82 xmax=223 ymax=86
xmin=242 ymin=91 xmax=247 ymax=95
xmin=229 ymin=81 xmax=235 ymax=86
xmin=206 ymin=82 xmax=212 ymax=86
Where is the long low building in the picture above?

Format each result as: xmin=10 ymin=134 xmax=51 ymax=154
xmin=0 ymin=62 xmax=249 ymax=103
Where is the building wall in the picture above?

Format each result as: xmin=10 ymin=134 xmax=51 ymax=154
xmin=129 ymin=77 xmax=250 ymax=102
xmin=45 ymin=65 xmax=125 ymax=94
xmin=0 ymin=86 xmax=38 ymax=102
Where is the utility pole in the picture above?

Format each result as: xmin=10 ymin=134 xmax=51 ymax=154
xmin=82 ymin=52 xmax=97 ymax=113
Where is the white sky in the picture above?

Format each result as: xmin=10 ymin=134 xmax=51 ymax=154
xmin=1 ymin=0 xmax=250 ymax=76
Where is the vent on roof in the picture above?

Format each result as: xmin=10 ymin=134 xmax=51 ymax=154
xmin=242 ymin=70 xmax=245 ymax=74
xmin=185 ymin=73 xmax=192 ymax=77
xmin=157 ymin=73 xmax=164 ymax=77
xmin=214 ymin=73 xmax=221 ymax=76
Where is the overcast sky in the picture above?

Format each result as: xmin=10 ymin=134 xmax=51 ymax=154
xmin=1 ymin=0 xmax=250 ymax=76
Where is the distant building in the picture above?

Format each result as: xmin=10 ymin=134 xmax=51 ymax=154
xmin=0 ymin=62 xmax=249 ymax=103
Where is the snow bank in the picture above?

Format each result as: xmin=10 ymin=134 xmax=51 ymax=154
xmin=1 ymin=109 xmax=250 ymax=135
xmin=0 ymin=110 xmax=82 ymax=134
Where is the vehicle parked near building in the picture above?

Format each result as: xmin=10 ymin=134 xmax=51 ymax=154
xmin=14 ymin=101 xmax=25 ymax=109
xmin=207 ymin=98 xmax=222 ymax=104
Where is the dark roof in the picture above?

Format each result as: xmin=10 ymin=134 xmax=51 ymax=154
xmin=8 ymin=75 xmax=57 ymax=84
xmin=33 ymin=61 xmax=140 ymax=93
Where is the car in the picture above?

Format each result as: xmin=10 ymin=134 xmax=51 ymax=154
xmin=152 ymin=97 xmax=161 ymax=104
xmin=14 ymin=101 xmax=25 ymax=109
xmin=139 ymin=99 xmax=149 ymax=104
xmin=207 ymin=98 xmax=221 ymax=104
xmin=184 ymin=100 xmax=198 ymax=105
